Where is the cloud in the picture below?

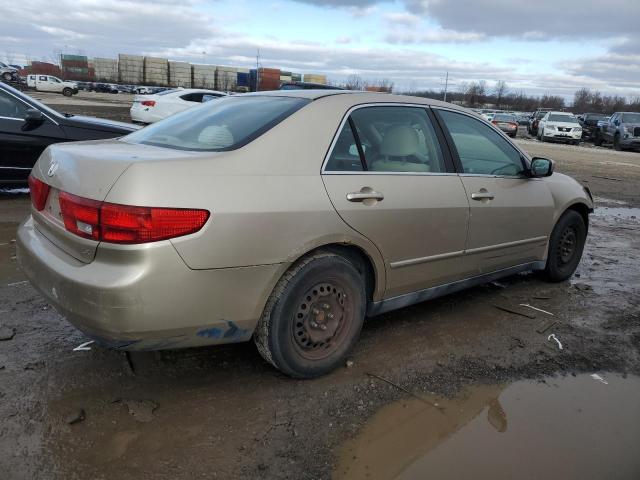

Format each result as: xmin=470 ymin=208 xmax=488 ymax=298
xmin=386 ymin=29 xmax=485 ymax=44
xmin=405 ymin=0 xmax=640 ymax=39
xmin=383 ymin=12 xmax=421 ymax=26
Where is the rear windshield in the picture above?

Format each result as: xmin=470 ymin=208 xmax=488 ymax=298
xmin=493 ymin=114 xmax=516 ymax=122
xmin=548 ymin=114 xmax=577 ymax=123
xmin=124 ymin=96 xmax=309 ymax=151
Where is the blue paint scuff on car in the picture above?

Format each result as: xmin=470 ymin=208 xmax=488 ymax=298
xmin=197 ymin=321 xmax=248 ymax=341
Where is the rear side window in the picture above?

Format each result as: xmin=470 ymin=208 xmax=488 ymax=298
xmin=125 ymin=96 xmax=309 ymax=151
xmin=325 ymin=106 xmax=446 ymax=173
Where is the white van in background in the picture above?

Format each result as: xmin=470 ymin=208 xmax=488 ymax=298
xmin=26 ymin=75 xmax=79 ymax=96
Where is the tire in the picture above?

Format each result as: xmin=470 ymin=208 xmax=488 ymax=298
xmin=544 ymin=210 xmax=587 ymax=282
xmin=254 ymin=251 xmax=366 ymax=378
xmin=613 ymin=134 xmax=623 ymax=151
xmin=1 ymin=72 xmax=12 ymax=82
xmin=62 ymin=88 xmax=73 ymax=97
xmin=593 ymin=134 xmax=602 ymax=146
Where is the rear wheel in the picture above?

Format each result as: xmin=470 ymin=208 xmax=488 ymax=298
xmin=593 ymin=133 xmax=603 ymax=146
xmin=544 ymin=210 xmax=586 ymax=282
xmin=254 ymin=252 xmax=366 ymax=378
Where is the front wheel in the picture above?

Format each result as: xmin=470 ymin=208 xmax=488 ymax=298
xmin=613 ymin=134 xmax=624 ymax=151
xmin=544 ymin=210 xmax=587 ymax=282
xmin=1 ymin=72 xmax=12 ymax=82
xmin=254 ymin=252 xmax=366 ymax=378
xmin=62 ymin=87 xmax=73 ymax=97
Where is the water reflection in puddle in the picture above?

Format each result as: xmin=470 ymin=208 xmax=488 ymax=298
xmin=335 ymin=374 xmax=640 ymax=480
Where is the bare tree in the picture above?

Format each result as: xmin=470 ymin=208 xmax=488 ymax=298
xmin=493 ymin=80 xmax=508 ymax=109
xmin=346 ymin=74 xmax=365 ymax=91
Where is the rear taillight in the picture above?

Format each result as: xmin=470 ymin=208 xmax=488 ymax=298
xmin=141 ymin=100 xmax=156 ymax=107
xmin=58 ymin=192 xmax=209 ymax=244
xmin=28 ymin=175 xmax=50 ymax=211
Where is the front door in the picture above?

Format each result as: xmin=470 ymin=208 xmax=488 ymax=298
xmin=434 ymin=108 xmax=555 ymax=275
xmin=322 ymin=105 xmax=470 ymax=298
xmin=0 ymin=89 xmax=66 ymax=184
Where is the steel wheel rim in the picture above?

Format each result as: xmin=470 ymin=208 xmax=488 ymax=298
xmin=558 ymin=227 xmax=577 ymax=265
xmin=291 ymin=280 xmax=353 ymax=360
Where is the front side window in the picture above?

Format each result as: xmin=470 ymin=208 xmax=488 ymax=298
xmin=125 ymin=96 xmax=309 ymax=151
xmin=437 ymin=109 xmax=524 ymax=176
xmin=621 ymin=113 xmax=640 ymax=123
xmin=38 ymin=76 xmax=47 ymax=81
xmin=0 ymin=90 xmax=28 ymax=119
xmin=325 ymin=106 xmax=446 ymax=173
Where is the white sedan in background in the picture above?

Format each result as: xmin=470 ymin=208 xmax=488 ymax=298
xmin=130 ymin=88 xmax=227 ymax=124
xmin=537 ymin=112 xmax=582 ymax=145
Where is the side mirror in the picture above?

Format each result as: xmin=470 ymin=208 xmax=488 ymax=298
xmin=530 ymin=157 xmax=554 ymax=177
xmin=22 ymin=108 xmax=44 ymax=130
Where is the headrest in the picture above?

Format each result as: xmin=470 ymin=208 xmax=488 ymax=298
xmin=197 ymin=125 xmax=234 ymax=149
xmin=380 ymin=125 xmax=418 ymax=157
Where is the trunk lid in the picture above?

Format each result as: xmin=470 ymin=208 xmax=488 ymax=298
xmin=31 ymin=138 xmax=192 ymax=263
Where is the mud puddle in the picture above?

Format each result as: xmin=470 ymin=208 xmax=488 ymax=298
xmin=335 ymin=373 xmax=640 ymax=480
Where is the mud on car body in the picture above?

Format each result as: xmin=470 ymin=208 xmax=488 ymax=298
xmin=18 ymin=90 xmax=593 ymax=378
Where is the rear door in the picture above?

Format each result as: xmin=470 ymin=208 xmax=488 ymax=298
xmin=433 ymin=108 xmax=554 ymax=276
xmin=322 ymin=105 xmax=470 ymax=298
xmin=0 ymin=88 xmax=66 ymax=184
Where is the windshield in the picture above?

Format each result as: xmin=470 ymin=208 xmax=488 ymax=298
xmin=124 ymin=95 xmax=310 ymax=151
xmin=621 ymin=113 xmax=640 ymax=123
xmin=548 ymin=114 xmax=578 ymax=123
xmin=585 ymin=114 xmax=605 ymax=120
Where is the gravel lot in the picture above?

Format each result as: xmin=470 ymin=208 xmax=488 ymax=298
xmin=1 ymin=92 xmax=639 ymax=479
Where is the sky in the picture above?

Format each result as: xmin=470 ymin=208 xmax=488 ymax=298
xmin=1 ymin=0 xmax=639 ymax=99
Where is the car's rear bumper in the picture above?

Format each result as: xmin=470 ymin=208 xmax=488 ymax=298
xmin=17 ymin=216 xmax=285 ymax=350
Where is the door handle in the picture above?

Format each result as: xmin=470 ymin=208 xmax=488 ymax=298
xmin=346 ymin=191 xmax=384 ymax=202
xmin=471 ymin=192 xmax=495 ymax=201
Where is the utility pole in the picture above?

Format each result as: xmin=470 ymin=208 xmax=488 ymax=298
xmin=443 ymin=71 xmax=449 ymax=103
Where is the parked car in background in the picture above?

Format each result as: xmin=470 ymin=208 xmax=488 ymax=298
xmin=579 ymin=113 xmax=607 ymax=140
xmin=516 ymin=114 xmax=531 ymax=127
xmin=491 ymin=113 xmax=519 ymax=138
xmin=18 ymin=91 xmax=593 ymax=378
xmin=134 ymin=86 xmax=153 ymax=94
xmin=26 ymin=75 xmax=78 ymax=96
xmin=0 ymin=61 xmax=19 ymax=82
xmin=528 ymin=109 xmax=551 ymax=136
xmin=130 ymin=88 xmax=227 ymax=124
xmin=0 ymin=82 xmax=139 ymax=186
xmin=537 ymin=112 xmax=582 ymax=144
xmin=92 ymin=83 xmax=119 ymax=94
xmin=595 ymin=112 xmax=640 ymax=151
xmin=279 ymin=82 xmax=345 ymax=90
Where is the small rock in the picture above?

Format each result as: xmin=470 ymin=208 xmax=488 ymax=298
xmin=345 ymin=359 xmax=354 ymax=368
xmin=24 ymin=360 xmax=44 ymax=370
xmin=0 ymin=327 xmax=15 ymax=341
xmin=574 ymin=283 xmax=593 ymax=291
xmin=66 ymin=409 xmax=86 ymax=425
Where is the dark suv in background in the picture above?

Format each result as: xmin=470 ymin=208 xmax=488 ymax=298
xmin=579 ymin=113 xmax=607 ymax=140
xmin=528 ymin=109 xmax=551 ymax=136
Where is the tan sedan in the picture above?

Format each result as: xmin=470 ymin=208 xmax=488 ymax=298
xmin=17 ymin=91 xmax=593 ymax=377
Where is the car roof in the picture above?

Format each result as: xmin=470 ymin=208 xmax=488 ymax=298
xmin=241 ymin=90 xmax=469 ymax=111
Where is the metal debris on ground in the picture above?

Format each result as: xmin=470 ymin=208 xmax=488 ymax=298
xmin=493 ymin=304 xmax=536 ymax=319
xmin=65 ymin=409 xmax=86 ymax=425
xmin=6 ymin=281 xmax=28 ymax=287
xmin=0 ymin=327 xmax=16 ymax=341
xmin=547 ymin=334 xmax=563 ymax=350
xmin=72 ymin=340 xmax=95 ymax=352
xmin=591 ymin=373 xmax=608 ymax=385
xmin=345 ymin=359 xmax=354 ymax=368
xmin=519 ymin=303 xmax=555 ymax=316
xmin=489 ymin=281 xmax=507 ymax=289
xmin=532 ymin=296 xmax=551 ymax=300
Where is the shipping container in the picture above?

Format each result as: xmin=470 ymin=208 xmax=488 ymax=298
xmin=291 ymin=73 xmax=302 ymax=82
xmin=92 ymin=57 xmax=118 ymax=82
xmin=168 ymin=61 xmax=192 ymax=88
xmin=303 ymin=73 xmax=327 ymax=84
xmin=192 ymin=64 xmax=217 ymax=89
xmin=119 ymin=54 xmax=144 ymax=84
xmin=144 ymin=56 xmax=169 ymax=86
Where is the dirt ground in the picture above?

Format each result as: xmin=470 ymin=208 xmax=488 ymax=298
xmin=1 ymin=95 xmax=640 ymax=479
